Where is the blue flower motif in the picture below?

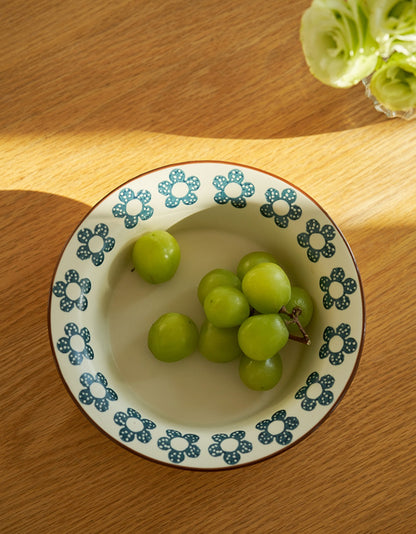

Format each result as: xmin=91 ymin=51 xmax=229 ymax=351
xmin=320 ymin=267 xmax=357 ymax=310
xmin=158 ymin=168 xmax=200 ymax=208
xmin=320 ymin=323 xmax=358 ymax=365
xmin=78 ymin=372 xmax=118 ymax=412
xmin=297 ymin=219 xmax=336 ymax=262
xmin=77 ymin=223 xmax=115 ymax=266
xmin=112 ymin=188 xmax=154 ymax=229
xmin=157 ymin=429 xmax=200 ymax=464
xmin=256 ymin=410 xmax=299 ymax=446
xmin=213 ymin=169 xmax=255 ymax=208
xmin=260 ymin=187 xmax=302 ymax=228
xmin=52 ymin=269 xmax=91 ymax=312
xmin=114 ymin=408 xmax=156 ymax=443
xmin=57 ymin=322 xmax=94 ymax=365
xmin=208 ymin=430 xmax=253 ymax=465
xmin=295 ymin=372 xmax=335 ymax=411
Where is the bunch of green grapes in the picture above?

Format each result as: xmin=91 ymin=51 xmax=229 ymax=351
xmin=132 ymin=231 xmax=313 ymax=391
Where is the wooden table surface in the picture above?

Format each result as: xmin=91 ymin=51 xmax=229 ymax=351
xmin=1 ymin=1 xmax=415 ymax=532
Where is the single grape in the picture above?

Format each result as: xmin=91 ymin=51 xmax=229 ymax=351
xmin=197 ymin=268 xmax=241 ymax=304
xmin=239 ymin=353 xmax=283 ymax=391
xmin=236 ymin=251 xmax=278 ymax=280
xmin=281 ymin=286 xmax=314 ymax=335
xmin=132 ymin=230 xmax=180 ymax=284
xmin=147 ymin=312 xmax=198 ymax=362
xmin=241 ymin=262 xmax=291 ymax=314
xmin=198 ymin=320 xmax=243 ymax=363
xmin=238 ymin=314 xmax=289 ymax=360
xmin=203 ymin=286 xmax=250 ymax=328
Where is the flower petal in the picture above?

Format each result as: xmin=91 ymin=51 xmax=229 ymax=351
xmin=265 ymin=187 xmax=279 ymax=202
xmin=158 ymin=180 xmax=172 ymax=196
xmin=185 ymin=176 xmax=200 ymax=191
xmin=319 ymin=342 xmax=331 ymax=360
xmin=165 ymin=195 xmax=180 ymax=208
xmin=255 ymin=419 xmax=270 ymax=431
xmin=124 ymin=214 xmax=138 ymax=229
xmin=211 ymin=433 xmax=228 ymax=443
xmin=344 ymin=277 xmax=357 ymax=295
xmin=335 ymin=295 xmax=350 ymax=310
xmin=337 ymin=323 xmax=351 ymax=338
xmin=52 ymin=281 xmax=66 ymax=297
xmin=281 ymin=188 xmax=297 ymax=203
xmin=213 ymin=175 xmax=227 ymax=190
xmin=306 ymin=219 xmax=320 ymax=234
xmin=301 ymin=397 xmax=317 ymax=411
xmin=92 ymin=251 xmax=105 ymax=266
xmin=166 ymin=429 xmax=181 ymax=439
xmin=306 ymin=372 xmax=319 ymax=386
xmin=331 ymin=267 xmax=345 ymax=282
xmin=137 ymin=189 xmax=151 ymax=204
xmin=344 ymin=337 xmax=358 ymax=354
xmin=112 ymin=203 xmax=127 ymax=218
xmin=223 ymin=451 xmax=240 ymax=465
xmin=307 ymin=247 xmax=320 ymax=263
xmin=276 ymin=430 xmax=293 ymax=446
xmin=241 ymin=182 xmax=255 ymax=197
xmin=208 ymin=443 xmax=223 ymax=457
xmin=119 ymin=188 xmax=135 ymax=204
xmin=258 ymin=430 xmax=274 ymax=445
xmin=321 ymin=224 xmax=336 ymax=241
xmin=323 ymin=293 xmax=334 ymax=310
xmin=284 ymin=416 xmax=299 ymax=430
xmin=65 ymin=269 xmax=80 ymax=283
xmin=79 ymin=389 xmax=94 ymax=405
xmin=231 ymin=197 xmax=247 ymax=208
xmin=318 ymin=390 xmax=334 ymax=406
xmin=272 ymin=410 xmax=286 ymax=421
xmin=60 ymin=296 xmax=75 ymax=312
xmin=274 ymin=215 xmax=289 ymax=228
xmin=77 ymin=244 xmax=91 ymax=261
xmin=238 ymin=439 xmax=253 ymax=454
xmin=182 ymin=192 xmax=198 ymax=206
xmin=260 ymin=203 xmax=275 ymax=218
xmin=142 ymin=418 xmax=156 ymax=430
xmin=105 ymin=388 xmax=118 ymax=401
xmin=295 ymin=386 xmax=307 ymax=399
xmin=96 ymin=373 xmax=108 ymax=387
xmin=230 ymin=430 xmax=245 ymax=441
xmin=57 ymin=337 xmax=71 ymax=354
xmin=77 ymin=228 xmax=93 ymax=244
xmin=297 ymin=232 xmax=310 ymax=248
xmin=68 ymin=351 xmax=84 ymax=365
xmin=321 ymin=242 xmax=336 ymax=259
xmin=78 ymin=278 xmax=91 ymax=294
xmin=320 ymin=374 xmax=335 ymax=389
xmin=329 ymin=352 xmax=344 ymax=366
xmin=119 ymin=426 xmax=135 ymax=442
xmin=323 ymin=326 xmax=335 ymax=342
xmin=75 ymin=295 xmax=88 ymax=311
xmin=114 ymin=411 xmax=128 ymax=426
xmin=288 ymin=205 xmax=302 ymax=220
xmin=103 ymin=237 xmax=115 ymax=253
xmin=137 ymin=429 xmax=152 ymax=444
xmin=214 ymin=191 xmax=229 ymax=205
xmin=320 ymin=276 xmax=331 ymax=291
xmin=80 ymin=372 xmax=94 ymax=387
xmin=95 ymin=398 xmax=109 ymax=412
xmin=169 ymin=168 xmax=185 ymax=183
xmin=186 ymin=444 xmax=201 ymax=458
xmin=139 ymin=205 xmax=154 ymax=221
xmin=157 ymin=437 xmax=171 ymax=450
xmin=229 ymin=169 xmax=244 ymax=183
xmin=80 ymin=327 xmax=90 ymax=343
xmin=183 ymin=433 xmax=199 ymax=444
xmin=94 ymin=223 xmax=109 ymax=238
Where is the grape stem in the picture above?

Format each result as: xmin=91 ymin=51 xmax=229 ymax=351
xmin=280 ymin=306 xmax=311 ymax=345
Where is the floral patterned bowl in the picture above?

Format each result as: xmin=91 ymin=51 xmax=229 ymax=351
xmin=49 ymin=161 xmax=365 ymax=469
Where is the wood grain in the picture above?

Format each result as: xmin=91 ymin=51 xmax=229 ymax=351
xmin=1 ymin=1 xmax=415 ymax=532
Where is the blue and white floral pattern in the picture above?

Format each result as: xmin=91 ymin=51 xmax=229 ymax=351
xmin=256 ymin=410 xmax=299 ymax=446
xmin=114 ymin=408 xmax=156 ymax=443
xmin=208 ymin=431 xmax=253 ymax=465
xmin=260 ymin=187 xmax=302 ymax=228
xmin=320 ymin=267 xmax=357 ymax=310
xmin=112 ymin=188 xmax=153 ymax=228
xmin=157 ymin=429 xmax=201 ymax=464
xmin=57 ymin=322 xmax=94 ymax=365
xmin=158 ymin=168 xmax=200 ymax=208
xmin=213 ymin=169 xmax=255 ymax=208
xmin=52 ymin=269 xmax=91 ymax=312
xmin=295 ymin=372 xmax=335 ymax=411
xmin=297 ymin=219 xmax=336 ymax=262
xmin=320 ymin=323 xmax=358 ymax=365
xmin=77 ymin=223 xmax=115 ymax=266
xmin=78 ymin=372 xmax=118 ymax=412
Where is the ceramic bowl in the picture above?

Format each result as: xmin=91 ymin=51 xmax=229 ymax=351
xmin=49 ymin=161 xmax=365 ymax=469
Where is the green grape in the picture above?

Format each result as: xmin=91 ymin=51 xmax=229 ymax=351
xmin=281 ymin=286 xmax=314 ymax=336
xmin=236 ymin=251 xmax=278 ymax=280
xmin=241 ymin=262 xmax=291 ymax=314
xmin=203 ymin=286 xmax=250 ymax=328
xmin=239 ymin=353 xmax=283 ymax=391
xmin=238 ymin=314 xmax=289 ymax=361
xmin=198 ymin=320 xmax=243 ymax=363
xmin=132 ymin=230 xmax=180 ymax=284
xmin=197 ymin=268 xmax=241 ymax=304
xmin=147 ymin=312 xmax=198 ymax=362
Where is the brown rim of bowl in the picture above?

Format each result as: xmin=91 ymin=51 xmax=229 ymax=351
xmin=47 ymin=160 xmax=366 ymax=471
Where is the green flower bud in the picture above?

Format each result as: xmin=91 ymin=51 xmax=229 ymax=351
xmin=300 ymin=0 xmax=379 ymax=88
xmin=369 ymin=52 xmax=416 ymax=111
